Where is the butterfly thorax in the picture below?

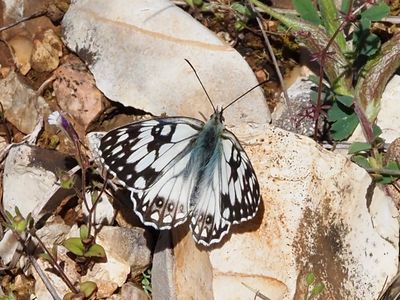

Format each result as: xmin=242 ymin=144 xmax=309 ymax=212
xmin=187 ymin=111 xmax=224 ymax=207
xmin=195 ymin=111 xmax=224 ymax=165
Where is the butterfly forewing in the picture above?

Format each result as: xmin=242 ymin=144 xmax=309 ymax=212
xmin=99 ymin=117 xmax=205 ymax=229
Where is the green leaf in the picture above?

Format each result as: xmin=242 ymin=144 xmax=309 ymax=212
xmin=311 ymin=282 xmax=325 ymax=295
xmin=234 ymin=20 xmax=246 ymax=31
xmin=341 ymin=0 xmax=351 ymax=14
xmin=193 ymin=0 xmax=203 ymax=7
xmin=0 ymin=293 xmax=17 ymax=300
xmin=307 ymin=75 xmax=320 ymax=85
xmin=318 ymin=0 xmax=347 ymax=52
xmin=377 ymin=160 xmax=400 ymax=184
xmin=361 ymin=32 xmax=380 ymax=57
xmin=376 ymin=173 xmax=396 ymax=184
xmin=292 ymin=0 xmax=321 ymax=25
xmin=84 ymin=244 xmax=106 ymax=258
xmin=80 ymin=224 xmax=89 ymax=241
xmin=80 ymin=281 xmax=97 ymax=297
xmin=386 ymin=161 xmax=400 ymax=171
xmin=305 ymin=272 xmax=316 ymax=285
xmin=14 ymin=219 xmax=28 ymax=233
xmin=184 ymin=0 xmax=202 ymax=8
xmin=328 ymin=103 xmax=359 ymax=140
xmin=49 ymin=135 xmax=60 ymax=149
xmin=351 ymin=155 xmax=371 ymax=169
xmin=336 ymin=95 xmax=353 ymax=107
xmin=63 ymin=292 xmax=74 ymax=300
xmin=59 ymin=173 xmax=76 ymax=189
xmin=373 ymin=124 xmax=382 ymax=139
xmin=348 ymin=142 xmax=372 ymax=154
xmin=39 ymin=252 xmax=52 ymax=262
xmin=63 ymin=237 xmax=85 ymax=256
xmin=361 ymin=3 xmax=390 ymax=22
xmin=231 ymin=3 xmax=252 ymax=18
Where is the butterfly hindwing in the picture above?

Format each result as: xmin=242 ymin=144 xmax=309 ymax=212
xmin=219 ymin=130 xmax=261 ymax=224
xmin=189 ymin=130 xmax=260 ymax=245
xmin=189 ymin=155 xmax=231 ymax=245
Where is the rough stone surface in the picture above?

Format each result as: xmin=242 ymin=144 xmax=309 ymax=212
xmin=76 ymin=226 xmax=152 ymax=297
xmin=31 ymin=28 xmax=63 ymax=72
xmin=33 ymin=247 xmax=80 ymax=299
xmin=375 ymin=75 xmax=400 ymax=143
xmin=168 ymin=126 xmax=398 ymax=299
xmin=53 ymin=55 xmax=107 ymax=136
xmin=120 ymin=282 xmax=149 ymax=300
xmin=62 ymin=0 xmax=270 ymax=135
xmin=213 ymin=127 xmax=398 ymax=299
xmin=152 ymin=232 xmax=176 ymax=300
xmin=0 ymin=71 xmax=48 ymax=133
xmin=0 ymin=231 xmax=18 ymax=266
xmin=2 ymin=144 xmax=76 ymax=221
xmin=272 ymin=66 xmax=316 ymax=136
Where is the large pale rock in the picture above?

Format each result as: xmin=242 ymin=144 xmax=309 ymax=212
xmin=62 ymin=0 xmax=270 ymax=133
xmin=168 ymin=126 xmax=398 ymax=300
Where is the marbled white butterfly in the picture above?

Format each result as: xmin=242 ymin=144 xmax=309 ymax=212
xmin=98 ymin=62 xmax=262 ymax=246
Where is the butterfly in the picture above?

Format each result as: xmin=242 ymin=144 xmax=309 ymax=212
xmin=97 ymin=61 xmax=263 ymax=246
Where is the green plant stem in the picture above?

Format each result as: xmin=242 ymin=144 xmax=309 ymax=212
xmin=87 ymin=177 xmax=108 ymax=236
xmin=318 ymin=0 xmax=347 ymax=52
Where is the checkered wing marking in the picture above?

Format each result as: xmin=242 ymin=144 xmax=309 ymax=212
xmin=189 ymin=161 xmax=231 ymax=246
xmin=219 ymin=130 xmax=260 ymax=224
xmin=189 ymin=129 xmax=260 ymax=246
xmin=99 ymin=117 xmax=205 ymax=229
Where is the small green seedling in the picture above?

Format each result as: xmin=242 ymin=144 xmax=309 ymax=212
xmin=304 ymin=272 xmax=325 ymax=300
xmin=63 ymin=281 xmax=97 ymax=300
xmin=5 ymin=207 xmax=32 ymax=234
xmin=142 ymin=269 xmax=152 ymax=296
xmin=62 ymin=225 xmax=106 ymax=258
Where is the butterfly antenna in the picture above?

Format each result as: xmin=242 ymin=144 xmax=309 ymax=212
xmin=185 ymin=59 xmax=216 ymax=112
xmin=222 ymin=79 xmax=268 ymax=112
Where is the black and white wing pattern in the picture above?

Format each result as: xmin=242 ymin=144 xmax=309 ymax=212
xmin=97 ymin=111 xmax=261 ymax=246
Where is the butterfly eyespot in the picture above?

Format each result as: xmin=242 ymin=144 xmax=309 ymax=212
xmin=206 ymin=216 xmax=212 ymax=224
xmin=167 ymin=204 xmax=174 ymax=211
xmin=156 ymin=199 xmax=164 ymax=207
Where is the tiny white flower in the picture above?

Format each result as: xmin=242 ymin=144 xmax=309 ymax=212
xmin=48 ymin=111 xmax=62 ymax=126
xmin=47 ymin=111 xmax=79 ymax=142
